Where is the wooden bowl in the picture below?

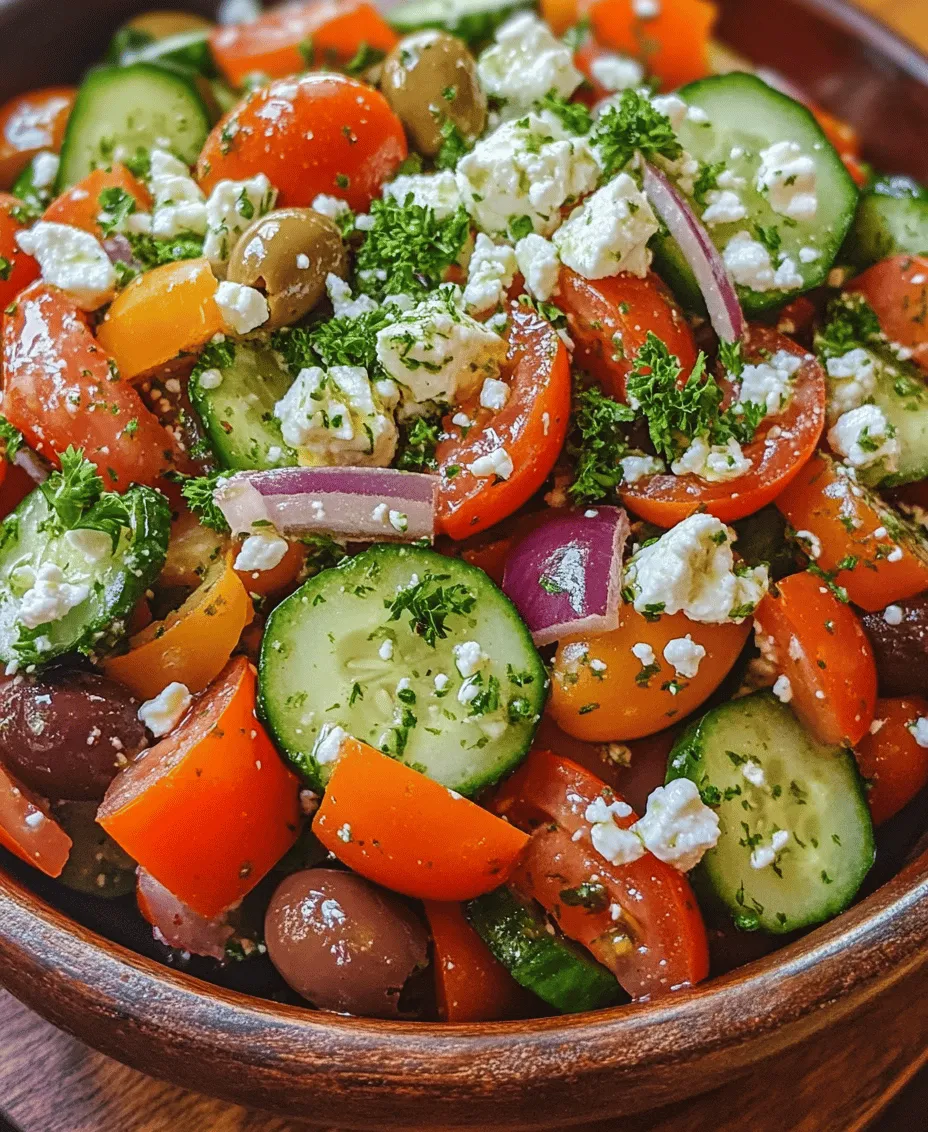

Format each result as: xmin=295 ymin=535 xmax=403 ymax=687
xmin=1 ymin=1 xmax=927 ymax=1127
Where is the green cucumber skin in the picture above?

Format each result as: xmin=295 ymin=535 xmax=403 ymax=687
xmin=56 ymin=63 xmax=211 ymax=191
xmin=389 ymin=0 xmax=532 ymax=46
xmin=189 ymin=343 xmax=298 ymax=472
xmin=0 ymin=485 xmax=171 ymax=667
xmin=863 ymin=354 xmax=928 ymax=489
xmin=465 ymin=887 xmax=623 ymax=1014
xmin=118 ymin=30 xmax=217 ymax=78
xmin=843 ymin=176 xmax=928 ymax=267
xmin=653 ymin=72 xmax=858 ymax=315
xmin=258 ymin=544 xmax=547 ymax=795
xmin=667 ymin=692 xmax=874 ymax=935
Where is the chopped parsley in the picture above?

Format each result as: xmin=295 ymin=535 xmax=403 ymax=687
xmin=179 ymin=472 xmax=232 ymax=533
xmin=591 ymin=88 xmax=682 ymax=179
xmin=435 ymin=118 xmax=472 ymax=171
xmin=396 ymin=413 xmax=442 ymax=472
xmin=304 ymin=305 xmax=394 ymax=373
xmin=385 ymin=572 xmax=476 ymax=647
xmin=128 ymin=230 xmax=205 ymax=270
xmin=0 ymin=415 xmax=24 ymax=463
xmin=566 ymin=383 xmax=634 ymax=505
xmin=536 ymin=90 xmax=592 ymax=135
xmin=97 ymin=186 xmax=137 ymax=237
xmin=40 ymin=447 xmax=131 ymax=549
xmin=815 ymin=292 xmax=882 ymax=360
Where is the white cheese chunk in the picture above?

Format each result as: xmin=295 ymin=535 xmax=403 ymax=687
xmin=701 ymin=189 xmax=748 ymax=227
xmin=31 ymin=151 xmax=60 ymax=189
xmin=467 ymin=446 xmax=514 ymax=480
xmin=515 ymin=233 xmax=560 ymax=301
xmin=750 ymin=828 xmax=790 ymax=870
xmin=138 ymin=682 xmax=192 ymax=738
xmin=772 ymin=674 xmax=793 ymax=703
xmin=554 ymin=173 xmax=658 ymax=280
xmin=453 ymin=640 xmax=488 ymax=679
xmin=479 ymin=377 xmax=510 ymax=411
xmin=148 ymin=148 xmax=207 ymax=237
xmin=589 ymin=52 xmax=644 ymax=92
xmin=477 ymin=13 xmax=582 ymax=112
xmin=311 ymin=193 xmax=352 ymax=222
xmin=825 ymin=347 xmax=878 ymax=422
xmin=827 ymin=404 xmax=900 ymax=472
xmin=234 ymin=531 xmax=289 ymax=572
xmin=630 ymin=779 xmax=720 ymax=872
xmin=737 ymin=349 xmax=802 ymax=417
xmin=462 ymin=233 xmax=517 ymax=313
xmin=722 ymin=231 xmax=776 ymax=292
xmin=203 ymin=174 xmax=276 ymax=272
xmin=215 ymin=280 xmax=270 ymax=335
xmin=662 ymin=635 xmax=706 ymax=680
xmin=312 ymin=722 xmax=350 ymax=766
xmin=909 ymin=717 xmax=928 ymax=748
xmin=18 ymin=562 xmax=89 ymax=629
xmin=620 ymin=454 xmax=665 ymax=483
xmin=671 ymin=435 xmax=752 ymax=482
xmin=756 ymin=140 xmax=818 ymax=221
xmin=15 ymin=222 xmax=116 ymax=310
xmin=382 ymin=171 xmax=464 ymax=221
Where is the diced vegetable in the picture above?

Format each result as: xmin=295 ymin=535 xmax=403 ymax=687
xmin=584 ymin=0 xmax=716 ymax=89
xmin=0 ymin=761 xmax=72 ymax=878
xmin=853 ymin=697 xmax=928 ymax=826
xmin=43 ymin=163 xmax=151 ymax=238
xmin=0 ymin=193 xmax=40 ymax=310
xmin=0 ymin=86 xmax=75 ymax=188
xmin=843 ymin=177 xmax=928 ymax=267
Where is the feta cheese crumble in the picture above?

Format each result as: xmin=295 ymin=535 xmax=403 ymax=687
xmin=31 ymin=151 xmax=59 ymax=189
xmin=909 ymin=717 xmax=928 ymax=748
xmin=311 ymin=193 xmax=352 ymax=222
xmin=620 ymin=454 xmax=665 ymax=483
xmin=453 ymin=640 xmax=488 ymax=679
xmin=138 ymin=682 xmax=192 ymax=738
xmin=825 ymin=348 xmax=878 ymax=422
xmin=827 ymin=404 xmax=899 ymax=472
xmin=148 ymin=148 xmax=208 ymax=238
xmin=772 ymin=673 xmax=793 ymax=703
xmin=662 ymin=635 xmax=706 ymax=680
xmin=589 ymin=53 xmax=644 ymax=92
xmin=382 ymin=171 xmax=463 ymax=221
xmin=479 ymin=377 xmax=510 ymax=411
xmin=722 ymin=231 xmax=775 ymax=292
xmin=462 ymin=233 xmax=517 ymax=313
xmin=467 ymin=446 xmax=514 ymax=480
xmin=585 ymin=796 xmax=645 ymax=866
xmin=631 ymin=641 xmax=656 ymax=668
xmin=234 ymin=531 xmax=289 ymax=572
xmin=476 ymin=13 xmax=583 ymax=112
xmin=756 ymin=140 xmax=817 ymax=221
xmin=553 ymin=173 xmax=658 ymax=280
xmin=515 ymin=233 xmax=560 ymax=301
xmin=883 ymin=604 xmax=903 ymax=626
xmin=631 ymin=779 xmax=720 ymax=872
xmin=750 ymin=828 xmax=790 ymax=870
xmin=313 ymin=723 xmax=350 ymax=766
xmin=16 ymin=222 xmax=116 ymax=309
xmin=671 ymin=435 xmax=752 ymax=482
xmin=203 ymin=174 xmax=277 ymax=272
xmin=702 ymin=189 xmax=747 ymax=227
xmin=215 ymin=280 xmax=270 ymax=335
xmin=737 ymin=349 xmax=802 ymax=417
xmin=18 ymin=563 xmax=89 ymax=629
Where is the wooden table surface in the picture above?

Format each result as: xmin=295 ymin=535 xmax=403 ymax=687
xmin=3 ymin=2 xmax=928 ymax=1130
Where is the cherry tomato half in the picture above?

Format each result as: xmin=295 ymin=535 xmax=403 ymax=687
xmin=848 ymin=255 xmax=928 ymax=374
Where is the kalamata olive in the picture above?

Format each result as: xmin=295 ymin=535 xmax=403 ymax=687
xmin=861 ymin=595 xmax=928 ymax=697
xmin=226 ymin=208 xmax=349 ymax=330
xmin=381 ymin=31 xmax=486 ymax=157
xmin=265 ymin=869 xmax=429 ymax=1018
xmin=0 ymin=670 xmax=148 ymax=801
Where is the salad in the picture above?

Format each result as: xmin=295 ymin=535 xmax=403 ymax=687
xmin=0 ymin=0 xmax=926 ymax=1024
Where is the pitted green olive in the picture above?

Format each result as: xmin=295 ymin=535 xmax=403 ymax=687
xmin=380 ymin=30 xmax=486 ymax=158
xmin=226 ymin=208 xmax=349 ymax=330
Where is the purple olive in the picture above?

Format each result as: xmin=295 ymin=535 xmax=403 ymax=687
xmin=265 ymin=869 xmax=429 ymax=1018
xmin=860 ymin=595 xmax=928 ymax=697
xmin=0 ymin=669 xmax=148 ymax=801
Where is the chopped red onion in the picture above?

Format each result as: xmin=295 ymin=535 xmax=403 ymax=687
xmin=214 ymin=466 xmax=438 ymax=542
xmin=137 ymin=868 xmax=234 ymax=961
xmin=14 ymin=446 xmax=50 ymax=484
xmin=502 ymin=507 xmax=629 ymax=647
xmin=642 ymin=161 xmax=746 ymax=344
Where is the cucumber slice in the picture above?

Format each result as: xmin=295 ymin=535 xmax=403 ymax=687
xmin=189 ymin=342 xmax=298 ymax=472
xmin=867 ymin=352 xmax=928 ymax=488
xmin=118 ymin=31 xmax=216 ymax=78
xmin=56 ymin=64 xmax=211 ymax=190
xmin=465 ymin=887 xmax=623 ymax=1013
xmin=843 ymin=176 xmax=928 ymax=267
xmin=259 ymin=544 xmax=547 ymax=794
xmin=667 ymin=692 xmax=874 ymax=935
xmin=388 ymin=0 xmax=532 ymax=47
xmin=651 ymin=72 xmax=858 ymax=315
xmin=0 ymin=483 xmax=171 ymax=668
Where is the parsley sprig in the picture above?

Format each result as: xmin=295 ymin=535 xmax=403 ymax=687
xmin=591 ymin=89 xmax=682 ymax=179
xmin=396 ymin=413 xmax=442 ymax=472
xmin=385 ymin=572 xmax=476 ymax=647
xmin=179 ymin=472 xmax=231 ymax=533
xmin=815 ymin=293 xmax=882 ymax=360
xmin=0 ymin=415 xmax=24 ymax=463
xmin=40 ymin=447 xmax=131 ymax=550
xmin=566 ymin=385 xmax=634 ymax=505
xmin=537 ymin=90 xmax=592 ymax=135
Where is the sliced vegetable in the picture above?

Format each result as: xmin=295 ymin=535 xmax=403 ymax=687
xmin=0 ymin=86 xmax=75 ymax=189
xmin=43 ymin=163 xmax=152 ymax=238
xmin=390 ymin=0 xmax=530 ymax=45
xmin=0 ymin=193 xmax=39 ymax=310
xmin=775 ymin=453 xmax=928 ymax=610
xmin=137 ymin=869 xmax=235 ymax=960
xmin=104 ymin=553 xmax=252 ymax=700
xmin=98 ymin=655 xmax=300 ymax=920
xmin=667 ymin=692 xmax=875 ymax=934
xmin=465 ymin=885 xmax=623 ymax=1013
xmin=216 ymin=466 xmax=437 ymax=541
xmin=96 ymin=258 xmax=224 ymax=382
xmin=118 ymin=30 xmax=216 ymax=77
xmin=0 ymin=762 xmax=72 ymax=878
xmin=847 ymin=255 xmax=928 ymax=374
xmin=843 ymin=178 xmax=928 ymax=267
xmin=56 ymin=64 xmax=210 ymax=190
xmin=312 ymin=737 xmax=529 ymax=900
xmin=753 ymin=570 xmax=876 ymax=747
xmin=584 ymin=0 xmax=716 ymax=89
xmin=501 ymin=507 xmax=628 ymax=647
xmin=259 ymin=543 xmax=547 ymax=794
xmin=853 ymin=697 xmax=928 ymax=826
xmin=435 ymin=303 xmax=571 ymax=539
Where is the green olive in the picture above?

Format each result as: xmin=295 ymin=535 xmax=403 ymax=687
xmin=127 ymin=10 xmax=213 ymax=40
xmin=380 ymin=31 xmax=486 ymax=158
xmin=227 ymin=208 xmax=349 ymax=331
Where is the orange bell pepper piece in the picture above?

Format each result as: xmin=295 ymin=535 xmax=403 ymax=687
xmin=0 ymin=763 xmax=72 ymax=878
xmin=104 ymin=554 xmax=252 ymax=699
xmin=96 ymin=258 xmax=223 ymax=381
xmin=43 ymin=164 xmax=152 ymax=238
xmin=312 ymin=738 xmax=529 ymax=901
xmin=98 ymin=656 xmax=300 ymax=919
xmin=424 ymin=901 xmax=538 ymax=1022
xmin=582 ymin=0 xmax=717 ymax=89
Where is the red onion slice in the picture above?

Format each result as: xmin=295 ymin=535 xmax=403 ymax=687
xmin=643 ymin=161 xmax=746 ymax=344
xmin=214 ymin=466 xmax=438 ymax=542
xmin=137 ymin=869 xmax=235 ymax=961
xmin=502 ymin=507 xmax=629 ymax=647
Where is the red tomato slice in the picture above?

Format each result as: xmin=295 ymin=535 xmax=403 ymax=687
xmin=853 ymin=697 xmax=928 ymax=826
xmin=0 ymin=86 xmax=75 ymax=188
xmin=210 ymin=0 xmax=399 ymax=87
xmin=43 ymin=164 xmax=152 ymax=239
xmin=2 ymin=283 xmax=177 ymax=490
xmin=621 ymin=326 xmax=826 ymax=526
xmin=0 ymin=761 xmax=71 ymax=878
xmin=435 ymin=303 xmax=571 ymax=540
xmin=554 ymin=267 xmax=698 ymax=401
xmin=847 ymin=255 xmax=928 ymax=374
xmin=0 ymin=193 xmax=39 ymax=311
xmin=197 ymin=73 xmax=407 ymax=212
xmin=753 ymin=571 xmax=877 ymax=748
xmin=493 ymin=749 xmax=709 ymax=999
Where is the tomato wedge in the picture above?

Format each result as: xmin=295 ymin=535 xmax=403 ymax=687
xmin=2 ymin=283 xmax=178 ymax=490
xmin=210 ymin=0 xmax=399 ymax=87
xmin=854 ymin=697 xmax=928 ymax=826
xmin=197 ymin=73 xmax=407 ymax=213
xmin=43 ymin=163 xmax=152 ymax=238
xmin=435 ymin=303 xmax=571 ymax=539
xmin=0 ymin=85 xmax=75 ymax=188
xmin=753 ymin=571 xmax=877 ymax=747
xmin=622 ymin=326 xmax=826 ymax=526
xmin=494 ymin=749 xmax=709 ymax=999
xmin=554 ymin=267 xmax=698 ymax=402
xmin=847 ymin=255 xmax=928 ymax=373
xmin=0 ymin=761 xmax=71 ymax=878
xmin=98 ymin=656 xmax=300 ymax=919
xmin=0 ymin=193 xmax=39 ymax=310
xmin=775 ymin=452 xmax=928 ymax=611
xmin=313 ymin=738 xmax=528 ymax=901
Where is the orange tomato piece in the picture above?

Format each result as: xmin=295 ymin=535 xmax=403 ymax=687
xmin=754 ymin=571 xmax=877 ymax=747
xmin=583 ymin=0 xmax=717 ymax=89
xmin=423 ymin=901 xmax=537 ymax=1022
xmin=0 ymin=762 xmax=72 ymax=878
xmin=622 ymin=327 xmax=826 ymax=526
xmin=854 ymin=697 xmax=928 ymax=826
xmin=98 ymin=656 xmax=300 ymax=919
xmin=0 ymin=86 xmax=75 ymax=188
xmin=43 ymin=164 xmax=152 ymax=238
xmin=235 ymin=538 xmax=306 ymax=600
xmin=210 ymin=0 xmax=398 ymax=87
xmin=104 ymin=554 xmax=252 ymax=700
xmin=2 ymin=283 xmax=177 ymax=489
xmin=847 ymin=255 xmax=928 ymax=373
xmin=312 ymin=738 xmax=529 ymax=901
xmin=549 ymin=604 xmax=750 ymax=741
xmin=540 ymin=0 xmax=582 ymax=34
xmin=435 ymin=303 xmax=571 ymax=540
xmin=0 ymin=193 xmax=39 ymax=309
xmin=554 ymin=267 xmax=698 ymax=402
xmin=775 ymin=452 xmax=928 ymax=611
xmin=197 ymin=73 xmax=406 ymax=213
